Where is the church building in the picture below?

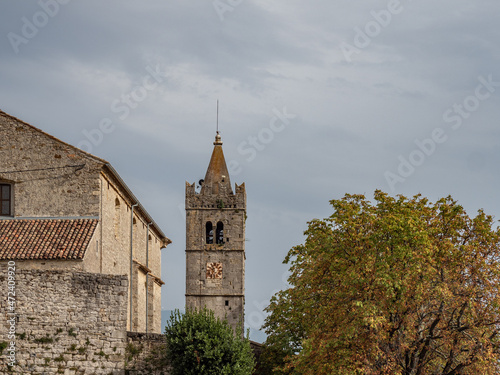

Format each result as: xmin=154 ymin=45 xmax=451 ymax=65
xmin=0 ymin=109 xmax=170 ymax=335
xmin=185 ymin=131 xmax=246 ymax=332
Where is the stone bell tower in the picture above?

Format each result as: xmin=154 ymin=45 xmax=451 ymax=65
xmin=185 ymin=132 xmax=246 ymax=332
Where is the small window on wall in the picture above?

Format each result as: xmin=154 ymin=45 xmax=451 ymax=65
xmin=114 ymin=198 xmax=121 ymax=237
xmin=0 ymin=184 xmax=12 ymax=216
xmin=216 ymin=222 xmax=224 ymax=244
xmin=206 ymin=222 xmax=214 ymax=244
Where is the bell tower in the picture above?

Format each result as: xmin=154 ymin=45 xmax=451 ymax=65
xmin=185 ymin=132 xmax=246 ymax=332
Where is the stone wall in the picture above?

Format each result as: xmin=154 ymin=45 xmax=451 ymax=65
xmin=185 ymin=182 xmax=247 ymax=332
xmin=125 ymin=332 xmax=170 ymax=375
xmin=0 ymin=111 xmax=104 ymax=218
xmin=0 ymin=269 xmax=128 ymax=374
xmin=185 ymin=182 xmax=246 ymax=252
xmin=100 ymin=172 xmax=164 ymax=279
xmin=100 ymin=173 xmax=165 ymax=333
xmin=185 ymin=250 xmax=245 ymax=329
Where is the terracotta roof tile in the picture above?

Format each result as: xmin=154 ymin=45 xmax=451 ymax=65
xmin=0 ymin=219 xmax=98 ymax=260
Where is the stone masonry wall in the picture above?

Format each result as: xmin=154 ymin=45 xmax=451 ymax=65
xmin=99 ymin=173 xmax=165 ymax=333
xmin=185 ymin=182 xmax=246 ymax=332
xmin=125 ymin=332 xmax=170 ymax=375
xmin=0 ymin=111 xmax=104 ymax=218
xmin=0 ymin=269 xmax=128 ymax=374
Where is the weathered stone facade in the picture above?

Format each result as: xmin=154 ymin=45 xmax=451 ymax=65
xmin=0 ymin=110 xmax=170 ymax=334
xmin=0 ymin=270 xmax=128 ymax=374
xmin=0 ymin=115 xmax=102 ymax=218
xmin=125 ymin=332 xmax=170 ymax=375
xmin=97 ymin=170 xmax=167 ymax=333
xmin=0 ymin=110 xmax=172 ymax=373
xmin=185 ymin=133 xmax=246 ymax=332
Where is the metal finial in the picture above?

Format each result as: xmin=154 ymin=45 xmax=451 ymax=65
xmin=214 ymin=100 xmax=222 ymax=145
xmin=214 ymin=132 xmax=222 ymax=145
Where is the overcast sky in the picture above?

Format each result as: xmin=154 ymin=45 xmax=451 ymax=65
xmin=1 ymin=1 xmax=500 ymax=341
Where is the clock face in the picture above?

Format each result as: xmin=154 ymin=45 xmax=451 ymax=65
xmin=206 ymin=262 xmax=223 ymax=279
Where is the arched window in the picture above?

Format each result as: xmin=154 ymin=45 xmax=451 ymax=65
xmin=114 ymin=198 xmax=121 ymax=238
xmin=206 ymin=222 xmax=214 ymax=244
xmin=216 ymin=221 xmax=224 ymax=244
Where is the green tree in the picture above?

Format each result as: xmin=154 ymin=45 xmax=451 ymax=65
xmin=263 ymin=191 xmax=500 ymax=375
xmin=255 ymin=334 xmax=298 ymax=375
xmin=165 ymin=308 xmax=255 ymax=375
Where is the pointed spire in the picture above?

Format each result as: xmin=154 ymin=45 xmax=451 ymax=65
xmin=201 ymin=132 xmax=232 ymax=195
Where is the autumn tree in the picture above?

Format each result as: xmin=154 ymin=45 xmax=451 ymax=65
xmin=165 ymin=308 xmax=255 ymax=375
xmin=263 ymin=191 xmax=500 ymax=375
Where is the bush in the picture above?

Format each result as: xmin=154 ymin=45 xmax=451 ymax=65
xmin=165 ymin=308 xmax=255 ymax=375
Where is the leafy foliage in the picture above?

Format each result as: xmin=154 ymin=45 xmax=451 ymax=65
xmin=165 ymin=308 xmax=255 ymax=375
xmin=263 ymin=191 xmax=500 ymax=375
xmin=0 ymin=341 xmax=7 ymax=355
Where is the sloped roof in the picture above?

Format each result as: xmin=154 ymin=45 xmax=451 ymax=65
xmin=201 ymin=132 xmax=233 ymax=195
xmin=0 ymin=218 xmax=97 ymax=260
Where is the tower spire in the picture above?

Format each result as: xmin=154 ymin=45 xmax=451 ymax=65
xmin=202 ymin=130 xmax=230 ymax=195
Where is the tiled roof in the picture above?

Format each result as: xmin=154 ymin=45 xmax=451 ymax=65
xmin=0 ymin=219 xmax=98 ymax=260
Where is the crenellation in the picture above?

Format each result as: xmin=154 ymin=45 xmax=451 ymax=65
xmin=185 ymin=184 xmax=246 ymax=209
